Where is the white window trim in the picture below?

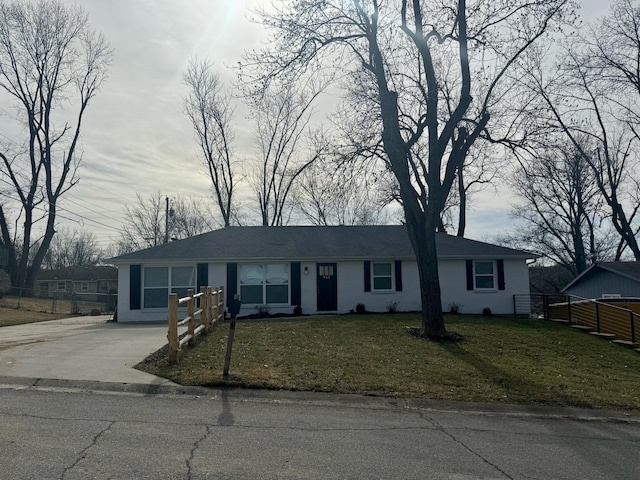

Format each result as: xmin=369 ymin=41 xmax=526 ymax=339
xmin=142 ymin=265 xmax=196 ymax=309
xmin=239 ymin=263 xmax=290 ymax=306
xmin=371 ymin=261 xmax=394 ymax=292
xmin=474 ymin=260 xmax=497 ymax=291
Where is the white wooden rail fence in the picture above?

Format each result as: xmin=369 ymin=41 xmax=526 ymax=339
xmin=167 ymin=286 xmax=225 ymax=363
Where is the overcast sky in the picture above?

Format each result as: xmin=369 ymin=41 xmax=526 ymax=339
xmin=0 ymin=0 xmax=615 ymax=251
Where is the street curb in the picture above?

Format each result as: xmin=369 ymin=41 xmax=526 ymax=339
xmin=1 ymin=374 xmax=638 ymax=423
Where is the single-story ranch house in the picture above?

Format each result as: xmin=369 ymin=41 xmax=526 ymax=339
xmin=35 ymin=266 xmax=118 ymax=299
xmin=109 ymin=225 xmax=536 ymax=323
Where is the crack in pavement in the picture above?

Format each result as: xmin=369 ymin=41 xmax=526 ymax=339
xmin=186 ymin=425 xmax=212 ymax=480
xmin=60 ymin=421 xmax=116 ymax=480
xmin=0 ymin=409 xmax=439 ymax=433
xmin=418 ymin=410 xmax=515 ymax=480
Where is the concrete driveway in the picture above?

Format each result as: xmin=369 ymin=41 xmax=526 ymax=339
xmin=0 ymin=316 xmax=178 ymax=386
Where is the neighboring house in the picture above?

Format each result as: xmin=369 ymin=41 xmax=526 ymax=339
xmin=36 ymin=266 xmax=118 ymax=299
xmin=561 ymin=261 xmax=640 ymax=299
xmin=108 ymin=225 xmax=536 ymax=323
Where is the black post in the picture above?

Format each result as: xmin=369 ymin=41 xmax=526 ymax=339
xmin=543 ymin=295 xmax=548 ymax=321
xmin=631 ymin=311 xmax=636 ymax=344
xmin=567 ymin=295 xmax=572 ymax=323
xmin=223 ymin=297 xmax=242 ymax=377
xmin=596 ymin=303 xmax=600 ymax=333
xmin=223 ymin=314 xmax=237 ymax=377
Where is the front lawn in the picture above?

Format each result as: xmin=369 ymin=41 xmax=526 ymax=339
xmin=136 ymin=314 xmax=640 ymax=410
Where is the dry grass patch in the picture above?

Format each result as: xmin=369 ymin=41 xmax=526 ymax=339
xmin=0 ymin=296 xmax=74 ymax=326
xmin=136 ymin=314 xmax=640 ymax=410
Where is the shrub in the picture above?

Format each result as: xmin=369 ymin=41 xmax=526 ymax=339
xmin=482 ymin=307 xmax=492 ymax=316
xmin=386 ymin=301 xmax=399 ymax=313
xmin=293 ymin=305 xmax=302 ymax=316
xmin=448 ymin=302 xmax=463 ymax=314
xmin=355 ymin=303 xmax=366 ymax=314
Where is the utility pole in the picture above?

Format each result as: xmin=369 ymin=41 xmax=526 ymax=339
xmin=164 ymin=196 xmax=169 ymax=244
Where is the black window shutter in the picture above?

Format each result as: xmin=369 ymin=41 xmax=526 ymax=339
xmin=394 ymin=260 xmax=403 ymax=292
xmin=291 ymin=262 xmax=301 ymax=306
xmin=465 ymin=260 xmax=474 ymax=291
xmin=226 ymin=263 xmax=237 ymax=304
xmin=497 ymin=259 xmax=505 ymax=290
xmin=364 ymin=261 xmax=371 ymax=292
xmin=197 ymin=263 xmax=208 ymax=291
xmin=130 ymin=264 xmax=141 ymax=310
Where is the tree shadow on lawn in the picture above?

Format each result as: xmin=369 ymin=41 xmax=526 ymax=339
xmin=438 ymin=342 xmax=593 ymax=407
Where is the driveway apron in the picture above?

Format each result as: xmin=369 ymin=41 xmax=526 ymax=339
xmin=0 ymin=316 xmax=177 ymax=386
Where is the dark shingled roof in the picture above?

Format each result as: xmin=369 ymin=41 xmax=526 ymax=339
xmin=36 ymin=266 xmax=117 ymax=281
xmin=109 ymin=226 xmax=535 ymax=263
xmin=562 ymin=261 xmax=640 ymax=292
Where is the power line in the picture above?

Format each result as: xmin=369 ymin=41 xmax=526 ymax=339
xmin=0 ymin=188 xmax=121 ymax=233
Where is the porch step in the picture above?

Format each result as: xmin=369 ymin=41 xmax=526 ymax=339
xmin=612 ymin=340 xmax=639 ymax=348
xmin=549 ymin=318 xmax=570 ymax=324
xmin=589 ymin=332 xmax=617 ymax=340
xmin=570 ymin=325 xmax=594 ymax=332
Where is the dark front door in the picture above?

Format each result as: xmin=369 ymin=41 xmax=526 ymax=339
xmin=317 ymin=263 xmax=337 ymax=311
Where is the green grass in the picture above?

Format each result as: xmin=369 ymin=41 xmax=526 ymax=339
xmin=136 ymin=314 xmax=640 ymax=410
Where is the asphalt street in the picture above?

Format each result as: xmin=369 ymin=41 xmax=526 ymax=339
xmin=1 ymin=317 xmax=639 ymax=479
xmin=1 ymin=380 xmax=639 ymax=480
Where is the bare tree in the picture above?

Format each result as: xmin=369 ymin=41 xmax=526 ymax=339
xmin=0 ymin=0 xmax=112 ymax=289
xmin=184 ymin=60 xmax=237 ymax=227
xmin=115 ymin=193 xmax=216 ymax=255
xmin=245 ymin=78 xmax=324 ymax=226
xmin=518 ymin=5 xmax=640 ymax=261
xmin=295 ymin=159 xmax=391 ymax=226
xmin=509 ymin=140 xmax=613 ymax=275
xmin=42 ymin=228 xmax=103 ymax=269
xmin=243 ymin=0 xmax=574 ymax=338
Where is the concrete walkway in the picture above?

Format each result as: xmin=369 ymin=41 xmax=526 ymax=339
xmin=0 ymin=316 xmax=178 ymax=386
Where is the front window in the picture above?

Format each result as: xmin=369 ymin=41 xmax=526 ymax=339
xmin=81 ymin=282 xmax=89 ymax=292
xmin=171 ymin=266 xmax=196 ymax=299
xmin=144 ymin=267 xmax=168 ymax=308
xmin=143 ymin=266 xmax=196 ymax=308
xmin=240 ymin=264 xmax=289 ymax=304
xmin=474 ymin=261 xmax=495 ymax=289
xmin=57 ymin=282 xmax=66 ymax=291
xmin=372 ymin=262 xmax=393 ymax=291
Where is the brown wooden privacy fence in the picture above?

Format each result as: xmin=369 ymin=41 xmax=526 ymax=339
xmin=167 ymin=286 xmax=225 ymax=363
xmin=547 ymin=295 xmax=638 ymax=344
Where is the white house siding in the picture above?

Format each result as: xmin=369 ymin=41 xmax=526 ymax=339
xmin=439 ymin=258 xmax=530 ymax=314
xmin=116 ymin=258 xmax=530 ymax=322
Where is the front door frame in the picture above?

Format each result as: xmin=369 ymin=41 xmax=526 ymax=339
xmin=316 ymin=262 xmax=338 ymax=311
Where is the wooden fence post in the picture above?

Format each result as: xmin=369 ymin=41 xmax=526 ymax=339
xmin=187 ymin=289 xmax=195 ymax=346
xmin=167 ymin=293 xmax=179 ymax=363
xmin=200 ymin=286 xmax=209 ymax=331
xmin=220 ymin=286 xmax=225 ymax=318
xmin=210 ymin=287 xmax=216 ymax=325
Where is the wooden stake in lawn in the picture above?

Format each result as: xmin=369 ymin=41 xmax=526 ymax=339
xmin=223 ymin=296 xmax=241 ymax=377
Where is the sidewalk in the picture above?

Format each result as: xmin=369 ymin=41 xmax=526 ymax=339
xmin=0 ymin=316 xmax=178 ymax=386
